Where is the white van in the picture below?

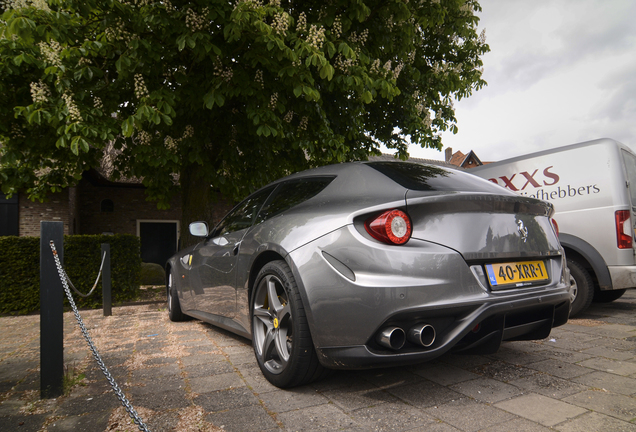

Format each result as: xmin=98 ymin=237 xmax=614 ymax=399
xmin=469 ymin=138 xmax=636 ymax=316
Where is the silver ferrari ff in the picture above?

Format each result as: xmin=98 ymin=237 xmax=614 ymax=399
xmin=166 ymin=161 xmax=572 ymax=388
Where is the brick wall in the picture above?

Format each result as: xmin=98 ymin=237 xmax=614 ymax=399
xmin=78 ymin=182 xmax=182 ymax=235
xmin=16 ymin=179 xmax=234 ymax=238
xmin=19 ymin=189 xmax=74 ymax=236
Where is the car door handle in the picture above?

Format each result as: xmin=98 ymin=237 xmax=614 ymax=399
xmin=233 ymin=242 xmax=241 ymax=255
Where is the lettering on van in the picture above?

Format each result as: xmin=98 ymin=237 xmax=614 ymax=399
xmin=486 ymin=166 xmax=559 ymax=191
xmin=486 ymin=166 xmax=600 ymax=201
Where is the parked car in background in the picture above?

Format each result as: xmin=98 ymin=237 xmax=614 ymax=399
xmin=166 ymin=161 xmax=571 ymax=388
xmin=470 ymin=138 xmax=636 ymax=316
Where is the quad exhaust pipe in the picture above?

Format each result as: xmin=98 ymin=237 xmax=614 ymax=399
xmin=376 ymin=327 xmax=406 ymax=350
xmin=376 ymin=323 xmax=436 ymax=350
xmin=408 ymin=323 xmax=436 ymax=347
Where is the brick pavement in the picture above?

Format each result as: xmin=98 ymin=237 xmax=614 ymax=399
xmin=1 ymin=291 xmax=635 ymax=431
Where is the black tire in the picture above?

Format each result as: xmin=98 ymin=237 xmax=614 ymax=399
xmin=167 ymin=269 xmax=189 ymax=322
xmin=593 ymin=288 xmax=626 ymax=303
xmin=567 ymin=259 xmax=594 ymax=317
xmin=251 ymin=260 xmax=325 ymax=388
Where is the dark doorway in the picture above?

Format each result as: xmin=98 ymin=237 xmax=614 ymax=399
xmin=138 ymin=221 xmax=178 ymax=266
xmin=0 ymin=192 xmax=19 ymax=236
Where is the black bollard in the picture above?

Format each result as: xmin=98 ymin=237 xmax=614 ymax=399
xmin=101 ymin=243 xmax=112 ymax=316
xmin=40 ymin=221 xmax=64 ymax=398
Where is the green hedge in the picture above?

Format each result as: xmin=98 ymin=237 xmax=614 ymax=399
xmin=0 ymin=234 xmax=142 ymax=314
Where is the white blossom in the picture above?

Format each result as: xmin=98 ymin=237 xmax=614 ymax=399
xmin=272 ymin=12 xmax=289 ymax=35
xmin=38 ymin=40 xmax=62 ymax=68
xmin=62 ymin=91 xmax=82 ymax=122
xmin=307 ymin=25 xmax=325 ymax=50
xmin=30 ymin=80 xmax=51 ymax=104
xmin=269 ymin=92 xmax=278 ymax=110
xmin=134 ymin=74 xmax=150 ymax=99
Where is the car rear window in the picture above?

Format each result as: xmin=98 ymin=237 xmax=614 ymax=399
xmin=256 ymin=176 xmax=335 ymax=224
xmin=366 ymin=161 xmax=507 ymax=193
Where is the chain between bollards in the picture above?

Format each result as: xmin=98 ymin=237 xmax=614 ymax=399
xmin=49 ymin=240 xmax=150 ymax=432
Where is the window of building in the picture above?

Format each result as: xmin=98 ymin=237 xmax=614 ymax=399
xmin=101 ymin=199 xmax=114 ymax=212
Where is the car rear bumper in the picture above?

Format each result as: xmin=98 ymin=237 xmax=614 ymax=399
xmin=314 ymin=289 xmax=571 ymax=369
xmin=608 ymin=265 xmax=636 ymax=290
xmin=288 ymin=225 xmax=571 ymax=369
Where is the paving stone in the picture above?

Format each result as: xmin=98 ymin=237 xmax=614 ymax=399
xmin=480 ymin=417 xmax=554 ymax=432
xmin=577 ymin=357 xmax=636 ymax=376
xmin=206 ymin=404 xmax=279 ymax=432
xmin=319 ymin=379 xmax=398 ymax=412
xmin=555 ymin=411 xmax=636 ymax=432
xmin=358 ymin=367 xmax=424 ymax=388
xmin=183 ymin=360 xmax=234 ymax=378
xmin=47 ymin=411 xmax=111 ymax=432
xmin=259 ymin=387 xmax=328 ymax=413
xmin=441 ymin=353 xmax=492 ymax=369
xmin=180 ymin=353 xmax=226 ymax=367
xmin=450 ymin=377 xmax=522 ymax=403
xmin=276 ymin=403 xmax=366 ymax=431
xmin=576 ymin=323 xmax=636 ymax=339
xmin=424 ymin=397 xmax=515 ymax=432
xmin=563 ymin=390 xmax=636 ymax=421
xmin=57 ymin=392 xmax=120 ymax=415
xmin=236 ymin=364 xmax=279 ymax=394
xmin=405 ymin=422 xmax=463 ymax=432
xmin=188 ymin=372 xmax=245 ymax=394
xmin=509 ymin=373 xmax=588 ymax=399
xmin=526 ymin=359 xmax=593 ymax=379
xmin=144 ymin=410 xmax=181 ymax=432
xmin=194 ymin=387 xmax=260 ymax=412
xmin=131 ymin=388 xmax=190 ymax=411
xmin=128 ymin=376 xmax=185 ymax=395
xmin=471 ymin=360 xmax=536 ymax=382
xmin=580 ymin=345 xmax=635 ymax=361
xmin=538 ymin=347 xmax=595 ymax=364
xmin=410 ymin=363 xmax=479 ymax=386
xmin=349 ymin=401 xmax=438 ymax=431
xmin=386 ymin=380 xmax=462 ymax=408
xmin=0 ymin=413 xmax=47 ymax=431
xmin=487 ymin=346 xmax=550 ymax=365
xmin=130 ymin=364 xmax=181 ymax=381
xmin=494 ymin=393 xmax=588 ymax=427
xmin=541 ymin=332 xmax=603 ymax=351
xmin=571 ymin=371 xmax=636 ymax=396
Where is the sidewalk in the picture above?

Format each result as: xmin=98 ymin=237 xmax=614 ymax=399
xmin=1 ymin=292 xmax=635 ymax=432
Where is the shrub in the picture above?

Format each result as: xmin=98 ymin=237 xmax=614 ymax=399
xmin=0 ymin=234 xmax=141 ymax=314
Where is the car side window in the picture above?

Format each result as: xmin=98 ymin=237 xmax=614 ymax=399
xmin=213 ymin=186 xmax=275 ymax=237
xmin=256 ymin=177 xmax=334 ymax=224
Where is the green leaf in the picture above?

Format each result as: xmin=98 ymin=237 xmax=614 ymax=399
xmin=122 ymin=118 xmax=134 ymax=137
xmin=177 ymin=36 xmax=186 ymax=51
xmin=362 ymin=91 xmax=373 ymax=104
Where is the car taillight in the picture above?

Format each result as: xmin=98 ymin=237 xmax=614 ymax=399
xmin=551 ymin=218 xmax=559 ymax=237
xmin=365 ymin=209 xmax=412 ymax=245
xmin=615 ymin=210 xmax=632 ymax=249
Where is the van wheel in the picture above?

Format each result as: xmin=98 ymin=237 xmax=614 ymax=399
xmin=593 ymin=288 xmax=626 ymax=303
xmin=567 ymin=259 xmax=594 ymax=317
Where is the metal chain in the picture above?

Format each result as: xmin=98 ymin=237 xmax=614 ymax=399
xmin=49 ymin=241 xmax=150 ymax=432
xmin=66 ymin=250 xmax=106 ymax=298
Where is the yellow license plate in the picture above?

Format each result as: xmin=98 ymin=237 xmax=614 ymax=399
xmin=485 ymin=261 xmax=549 ymax=288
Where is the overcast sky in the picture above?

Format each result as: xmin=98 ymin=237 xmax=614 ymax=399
xmin=395 ymin=0 xmax=636 ymax=163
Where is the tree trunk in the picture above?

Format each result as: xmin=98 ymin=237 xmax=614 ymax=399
xmin=179 ymin=163 xmax=215 ymax=250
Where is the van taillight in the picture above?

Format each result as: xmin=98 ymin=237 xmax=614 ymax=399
xmin=551 ymin=218 xmax=559 ymax=237
xmin=615 ymin=210 xmax=632 ymax=249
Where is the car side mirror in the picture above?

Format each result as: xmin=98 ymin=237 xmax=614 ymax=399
xmin=189 ymin=221 xmax=209 ymax=237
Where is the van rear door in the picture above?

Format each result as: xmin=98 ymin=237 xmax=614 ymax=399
xmin=620 ymin=149 xmax=636 ymax=250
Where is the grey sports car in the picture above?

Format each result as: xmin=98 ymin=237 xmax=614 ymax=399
xmin=166 ymin=161 xmax=572 ymax=388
